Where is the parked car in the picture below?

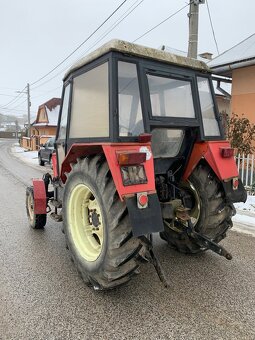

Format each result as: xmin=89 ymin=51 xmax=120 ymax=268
xmin=38 ymin=137 xmax=55 ymax=166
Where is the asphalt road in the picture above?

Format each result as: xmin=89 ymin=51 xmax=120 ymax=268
xmin=0 ymin=139 xmax=255 ymax=340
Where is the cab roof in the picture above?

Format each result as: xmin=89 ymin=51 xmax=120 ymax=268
xmin=64 ymin=39 xmax=210 ymax=79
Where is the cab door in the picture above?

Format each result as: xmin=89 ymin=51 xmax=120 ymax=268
xmin=55 ymin=83 xmax=71 ymax=176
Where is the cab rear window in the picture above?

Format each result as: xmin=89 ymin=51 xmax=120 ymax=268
xmin=147 ymin=74 xmax=195 ymax=118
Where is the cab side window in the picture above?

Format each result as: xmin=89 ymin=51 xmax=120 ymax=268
xmin=58 ymin=84 xmax=71 ymax=140
xmin=69 ymin=62 xmax=109 ymax=138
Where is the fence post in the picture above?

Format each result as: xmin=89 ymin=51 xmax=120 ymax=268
xmin=237 ymin=154 xmax=241 ymax=174
xmin=251 ymin=155 xmax=254 ymax=187
xmin=246 ymin=154 xmax=249 ymax=186
xmin=241 ymin=153 xmax=245 ymax=183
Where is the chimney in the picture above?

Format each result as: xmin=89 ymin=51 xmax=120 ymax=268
xmin=199 ymin=52 xmax=213 ymax=60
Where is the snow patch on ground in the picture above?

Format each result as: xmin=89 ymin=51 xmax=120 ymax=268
xmin=233 ymin=196 xmax=255 ymax=236
xmin=232 ymin=221 xmax=255 ymax=237
xmin=11 ymin=143 xmax=38 ymax=166
xmin=234 ymin=195 xmax=255 ymax=213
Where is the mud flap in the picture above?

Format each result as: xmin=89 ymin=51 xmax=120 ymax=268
xmin=222 ymin=179 xmax=247 ymax=203
xmin=125 ymin=194 xmax=164 ymax=237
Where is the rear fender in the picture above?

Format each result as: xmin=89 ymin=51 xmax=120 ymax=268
xmin=60 ymin=143 xmax=156 ymax=200
xmin=60 ymin=144 xmax=103 ymax=182
xmin=183 ymin=141 xmax=239 ymax=181
xmin=60 ymin=143 xmax=163 ymax=236
xmin=183 ymin=141 xmax=246 ymax=203
xmin=32 ymin=179 xmax=47 ymax=214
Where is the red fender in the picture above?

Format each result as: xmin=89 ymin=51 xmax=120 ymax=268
xmin=183 ymin=141 xmax=239 ymax=181
xmin=60 ymin=143 xmax=156 ymax=200
xmin=32 ymin=179 xmax=47 ymax=214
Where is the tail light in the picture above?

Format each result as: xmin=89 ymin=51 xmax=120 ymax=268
xmin=120 ymin=165 xmax=147 ymax=186
xmin=117 ymin=151 xmax=146 ymax=165
xmin=138 ymin=133 xmax=152 ymax=143
xmin=220 ymin=147 xmax=234 ymax=158
xmin=117 ymin=151 xmax=148 ymax=186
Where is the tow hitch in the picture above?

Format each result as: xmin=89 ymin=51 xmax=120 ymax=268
xmin=174 ymin=205 xmax=233 ymax=260
xmin=187 ymin=221 xmax=232 ymax=260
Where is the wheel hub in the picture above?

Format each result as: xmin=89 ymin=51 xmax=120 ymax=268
xmin=180 ymin=180 xmax=201 ymax=226
xmin=89 ymin=210 xmax=100 ymax=229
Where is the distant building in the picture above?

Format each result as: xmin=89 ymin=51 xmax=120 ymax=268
xmin=208 ymin=33 xmax=255 ymax=125
xmin=31 ymin=98 xmax=61 ymax=137
xmin=21 ymin=97 xmax=61 ymax=150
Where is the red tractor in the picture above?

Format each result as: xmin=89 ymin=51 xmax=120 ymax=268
xmin=26 ymin=40 xmax=246 ymax=290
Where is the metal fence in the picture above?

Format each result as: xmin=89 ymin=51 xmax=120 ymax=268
xmin=236 ymin=154 xmax=255 ymax=193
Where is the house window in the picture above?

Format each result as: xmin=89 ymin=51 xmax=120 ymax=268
xmin=40 ymin=110 xmax=47 ymax=121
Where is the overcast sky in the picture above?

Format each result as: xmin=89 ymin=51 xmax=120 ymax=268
xmin=0 ymin=0 xmax=254 ymax=120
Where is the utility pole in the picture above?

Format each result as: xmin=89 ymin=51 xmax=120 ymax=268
xmin=17 ymin=83 xmax=31 ymax=137
xmin=188 ymin=0 xmax=205 ymax=59
xmin=27 ymin=83 xmax=31 ymax=138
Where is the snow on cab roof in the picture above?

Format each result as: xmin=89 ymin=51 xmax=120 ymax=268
xmin=64 ymin=39 xmax=210 ymax=79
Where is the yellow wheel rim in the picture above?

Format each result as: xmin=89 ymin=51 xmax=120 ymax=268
xmin=68 ymin=183 xmax=104 ymax=262
xmin=27 ymin=192 xmax=34 ymax=222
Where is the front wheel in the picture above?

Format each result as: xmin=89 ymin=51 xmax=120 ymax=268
xmin=62 ymin=156 xmax=147 ymax=290
xmin=26 ymin=186 xmax=47 ymax=229
xmin=160 ymin=163 xmax=234 ymax=254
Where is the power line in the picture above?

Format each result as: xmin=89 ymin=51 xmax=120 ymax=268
xmin=206 ymin=0 xmax=220 ymax=55
xmin=0 ymin=86 xmax=20 ymax=91
xmin=8 ymin=98 xmax=27 ymax=110
xmin=31 ymin=0 xmax=145 ymax=91
xmin=79 ymin=0 xmax=145 ymax=57
xmin=30 ymin=0 xmax=129 ymax=87
xmin=0 ymin=107 xmax=36 ymax=114
xmin=0 ymin=85 xmax=26 ymax=109
xmin=31 ymin=86 xmax=62 ymax=100
xmin=133 ymin=3 xmax=190 ymax=43
xmin=0 ymin=93 xmax=18 ymax=98
xmin=0 ymin=99 xmax=27 ymax=114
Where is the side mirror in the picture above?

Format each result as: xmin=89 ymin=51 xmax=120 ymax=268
xmin=40 ymin=143 xmax=45 ymax=147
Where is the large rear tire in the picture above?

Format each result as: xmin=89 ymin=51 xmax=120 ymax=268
xmin=160 ymin=163 xmax=234 ymax=254
xmin=62 ymin=156 xmax=147 ymax=290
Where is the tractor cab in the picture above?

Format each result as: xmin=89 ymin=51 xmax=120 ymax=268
xmin=56 ymin=40 xmax=223 ymax=183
